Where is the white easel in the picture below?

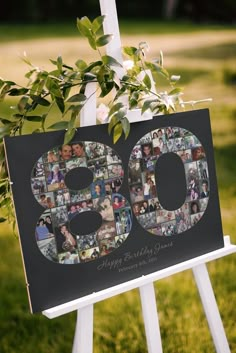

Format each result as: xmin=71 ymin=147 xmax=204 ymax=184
xmin=43 ymin=1 xmax=236 ymax=352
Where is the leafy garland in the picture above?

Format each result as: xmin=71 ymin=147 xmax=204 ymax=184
xmin=0 ymin=16 xmax=211 ymax=228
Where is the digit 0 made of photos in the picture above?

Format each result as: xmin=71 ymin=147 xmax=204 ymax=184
xmin=31 ymin=128 xmax=209 ymax=265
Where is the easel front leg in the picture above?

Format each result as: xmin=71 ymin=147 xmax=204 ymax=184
xmin=72 ymin=305 xmax=94 ymax=353
xmin=192 ymin=263 xmax=230 ymax=353
xmin=139 ymin=282 xmax=163 ymax=353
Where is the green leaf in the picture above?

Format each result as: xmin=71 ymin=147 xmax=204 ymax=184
xmin=57 ymin=56 xmax=63 ymax=72
xmin=102 ymin=55 xmax=122 ymax=67
xmin=141 ymin=99 xmax=157 ymax=114
xmin=0 ymin=84 xmax=11 ymax=101
xmin=123 ymin=46 xmax=138 ymax=57
xmin=77 ymin=16 xmax=92 ymax=35
xmin=84 ymin=60 xmax=102 ymax=73
xmin=108 ymin=115 xmax=120 ymax=135
xmin=0 ymin=125 xmax=11 ymax=139
xmin=8 ymin=87 xmax=29 ymax=96
xmin=48 ymin=121 xmax=69 ymax=130
xmin=145 ymin=62 xmax=169 ymax=79
xmin=30 ymin=95 xmax=51 ymax=106
xmin=99 ymin=81 xmax=114 ymax=98
xmin=92 ymin=15 xmax=105 ymax=33
xmin=46 ymin=77 xmax=62 ymax=98
xmin=143 ymin=73 xmax=152 ymax=90
xmin=67 ymin=93 xmax=87 ymax=103
xmin=168 ymin=87 xmax=183 ymax=95
xmin=0 ymin=217 xmax=6 ymax=223
xmin=17 ymin=95 xmax=29 ymax=113
xmin=108 ymin=102 xmax=124 ymax=118
xmin=68 ymin=104 xmax=84 ymax=114
xmin=55 ymin=96 xmax=65 ymax=113
xmin=75 ymin=59 xmax=87 ymax=71
xmin=96 ymin=34 xmax=113 ymax=47
xmin=113 ymin=122 xmax=122 ymax=143
xmin=25 ymin=115 xmax=44 ymax=122
xmin=121 ymin=117 xmax=130 ymax=140
xmin=64 ymin=128 xmax=76 ymax=145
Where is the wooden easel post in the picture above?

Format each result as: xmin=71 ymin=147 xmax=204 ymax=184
xmin=43 ymin=2 xmax=235 ymax=353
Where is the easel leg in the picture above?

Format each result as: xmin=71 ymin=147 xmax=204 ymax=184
xmin=139 ymin=283 xmax=163 ymax=353
xmin=192 ymin=263 xmax=230 ymax=353
xmin=72 ymin=305 xmax=94 ymax=353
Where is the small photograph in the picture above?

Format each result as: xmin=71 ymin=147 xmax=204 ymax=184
xmin=138 ymin=200 xmax=149 ymax=214
xmin=51 ymin=206 xmax=68 ymax=226
xmin=177 ymin=149 xmax=192 ymax=163
xmin=37 ymin=236 xmax=58 ymax=262
xmin=108 ymin=163 xmax=124 ymax=178
xmin=150 ymin=225 xmax=163 ymax=236
xmin=65 ymin=157 xmax=87 ymax=171
xmin=175 ymin=203 xmax=190 ymax=222
xmin=130 ymin=145 xmax=142 ymax=160
xmin=115 ymin=208 xmax=132 ymax=234
xmin=115 ymin=233 xmax=128 ymax=247
xmin=161 ymin=220 xmax=177 ymax=236
xmin=46 ymin=163 xmax=66 ymax=192
xmin=197 ymin=159 xmax=209 ymax=179
xmin=87 ymin=156 xmax=106 ymax=169
xmin=90 ymin=165 xmax=109 ymax=181
xmin=79 ymin=248 xmax=97 ymax=262
xmin=185 ymin=135 xmax=201 ymax=149
xmin=77 ymin=232 xmax=98 ymax=250
xmin=179 ymin=128 xmax=192 ymax=138
xmin=137 ymin=132 xmax=152 ymax=145
xmin=185 ymin=162 xmax=199 ymax=184
xmin=128 ymin=160 xmax=142 ymax=184
xmin=67 ymin=204 xmax=80 ymax=221
xmin=42 ymin=148 xmax=59 ymax=163
xmin=97 ymin=221 xmax=117 ymax=241
xmin=91 ymin=180 xmax=106 ymax=199
xmin=190 ymin=212 xmax=204 ymax=226
xmin=137 ymin=212 xmax=157 ymax=229
xmin=35 ymin=192 xmax=55 ymax=208
xmin=174 ymin=137 xmax=186 ymax=151
xmin=199 ymin=197 xmax=209 ymax=212
xmin=70 ymin=188 xmax=91 ymax=203
xmin=200 ymin=179 xmax=210 ymax=198
xmin=58 ymin=251 xmax=80 ymax=264
xmin=112 ymin=194 xmax=126 ymax=209
xmin=176 ymin=218 xmax=190 ymax=233
xmin=90 ymin=247 xmax=100 ymax=260
xmin=129 ymin=184 xmax=144 ymax=203
xmin=141 ymin=143 xmax=154 ymax=159
xmin=140 ymin=158 xmax=156 ymax=172
xmin=165 ymin=127 xmax=175 ymax=140
xmin=77 ymin=199 xmax=93 ymax=213
xmin=190 ymin=201 xmax=201 ymax=215
xmin=152 ymin=137 xmax=167 ymax=153
xmin=151 ymin=129 xmax=166 ymax=142
xmin=166 ymin=139 xmax=176 ymax=152
xmin=54 ymin=189 xmax=71 ymax=206
xmin=71 ymin=142 xmax=86 ymax=158
xmin=148 ymin=198 xmax=162 ymax=212
xmin=106 ymin=148 xmax=122 ymax=164
xmin=191 ymin=146 xmax=206 ymax=161
xmin=85 ymin=142 xmax=106 ymax=159
xmin=93 ymin=195 xmax=115 ymax=222
xmin=172 ymin=127 xmax=180 ymax=138
xmin=31 ymin=177 xmax=47 ymax=194
xmin=188 ymin=187 xmax=200 ymax=201
xmin=58 ymin=144 xmax=73 ymax=161
xmin=99 ymin=238 xmax=116 ymax=256
xmin=55 ymin=223 xmax=77 ymax=253
xmin=156 ymin=210 xmax=175 ymax=224
xmin=32 ymin=161 xmax=45 ymax=178
xmin=132 ymin=203 xmax=141 ymax=216
xmin=142 ymin=172 xmax=156 ymax=200
xmin=104 ymin=178 xmax=122 ymax=195
xmin=35 ymin=213 xmax=54 ymax=241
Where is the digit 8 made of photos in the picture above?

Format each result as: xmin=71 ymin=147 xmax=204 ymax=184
xmin=128 ymin=127 xmax=209 ymax=237
xmin=31 ymin=141 xmax=132 ymax=265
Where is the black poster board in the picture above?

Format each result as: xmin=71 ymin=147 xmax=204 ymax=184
xmin=4 ymin=109 xmax=224 ymax=313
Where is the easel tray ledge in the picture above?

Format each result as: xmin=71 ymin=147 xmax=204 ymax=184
xmin=43 ymin=235 xmax=235 ymax=319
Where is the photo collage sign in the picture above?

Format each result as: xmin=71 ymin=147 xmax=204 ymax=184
xmin=4 ymin=109 xmax=224 ymax=312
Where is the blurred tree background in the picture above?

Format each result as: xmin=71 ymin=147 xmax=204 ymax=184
xmin=1 ymin=0 xmax=236 ymax=23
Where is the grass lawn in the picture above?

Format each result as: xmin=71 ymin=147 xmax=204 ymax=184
xmin=0 ymin=22 xmax=236 ymax=353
